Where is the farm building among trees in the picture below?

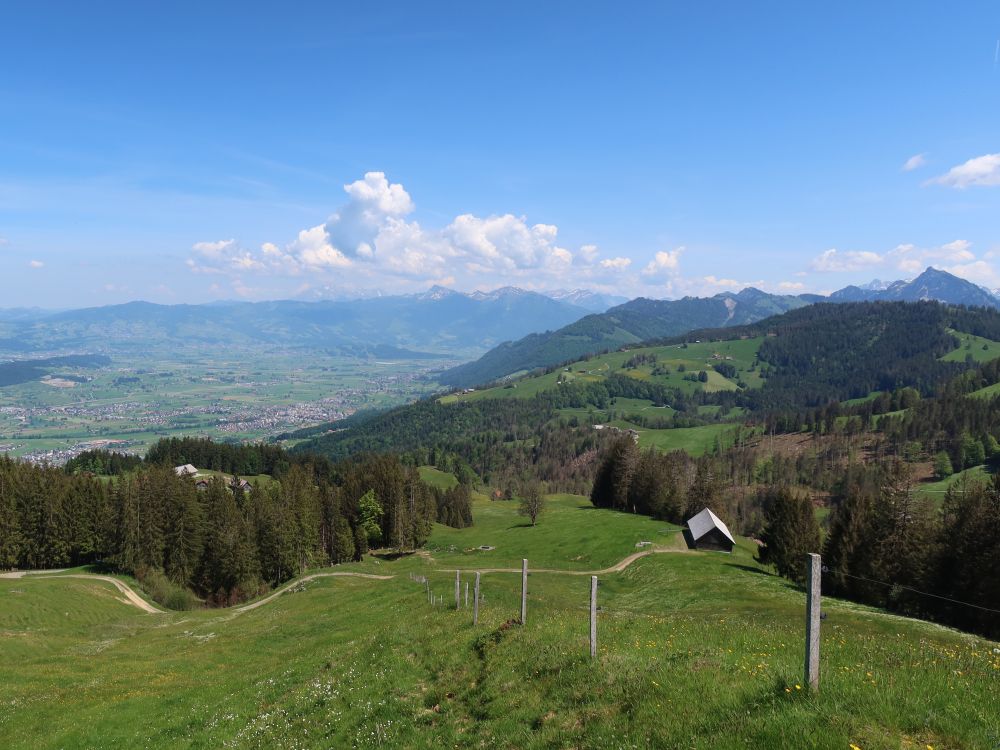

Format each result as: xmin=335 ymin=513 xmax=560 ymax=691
xmin=684 ymin=508 xmax=735 ymax=553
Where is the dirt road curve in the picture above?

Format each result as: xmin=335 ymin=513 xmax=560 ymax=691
xmin=234 ymin=572 xmax=394 ymax=613
xmin=0 ymin=547 xmax=678 ymax=615
xmin=452 ymin=547 xmax=679 ymax=576
xmin=0 ymin=570 xmax=164 ymax=614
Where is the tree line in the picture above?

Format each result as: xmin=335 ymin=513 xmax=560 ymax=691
xmin=587 ymin=435 xmax=999 ymax=638
xmin=0 ymin=445 xmax=472 ymax=607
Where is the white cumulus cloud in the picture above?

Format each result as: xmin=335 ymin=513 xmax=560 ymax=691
xmin=599 ymin=257 xmax=632 ymax=270
xmin=928 ymin=153 xmax=1000 ymax=188
xmin=28 ymin=259 xmax=44 ymax=269
xmin=187 ymin=171 xmax=630 ymax=294
xmin=901 ymin=153 xmax=927 ymax=172
xmin=642 ymin=247 xmax=684 ymax=277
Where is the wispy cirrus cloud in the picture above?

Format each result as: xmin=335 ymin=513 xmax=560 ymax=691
xmin=809 ymin=248 xmax=883 ymax=272
xmin=901 ymin=153 xmax=927 ymax=172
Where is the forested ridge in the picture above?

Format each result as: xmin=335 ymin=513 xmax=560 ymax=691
xmin=438 ymin=288 xmax=809 ymax=388
xmin=0 ymin=444 xmax=472 ymax=607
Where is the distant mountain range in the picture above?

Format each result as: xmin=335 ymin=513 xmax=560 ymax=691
xmin=0 ymin=288 xmax=593 ymax=356
xmin=828 ymin=267 xmax=999 ymax=308
xmin=3 ymin=268 xmax=996 ymax=371
xmin=439 ymin=267 xmax=1000 ymax=387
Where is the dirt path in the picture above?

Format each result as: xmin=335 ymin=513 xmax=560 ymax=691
xmin=0 ymin=571 xmax=166 ymax=614
xmin=0 ymin=547 xmax=679 ymax=615
xmin=234 ymin=572 xmax=394 ymax=613
xmin=458 ymin=547 xmax=683 ymax=576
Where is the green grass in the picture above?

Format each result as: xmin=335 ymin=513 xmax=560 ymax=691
xmin=2 ymin=495 xmax=998 ymax=749
xmin=439 ymin=338 xmax=764 ymax=406
xmin=417 ymin=466 xmax=459 ymax=490
xmin=940 ymin=330 xmax=1000 ymax=363
xmin=427 ymin=494 xmax=680 ymax=570
xmin=969 ymin=381 xmax=1000 ymax=400
xmin=915 ymin=464 xmax=991 ymax=500
xmin=635 ymin=422 xmax=735 ymax=455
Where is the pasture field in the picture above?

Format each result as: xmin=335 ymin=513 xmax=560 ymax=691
xmin=417 ymin=465 xmax=460 ymax=490
xmin=2 ymin=493 xmax=997 ymax=749
xmin=439 ymin=337 xmax=764 ymax=406
xmin=916 ymin=464 xmax=991 ymax=499
xmin=941 ymin=330 xmax=1000 ymax=363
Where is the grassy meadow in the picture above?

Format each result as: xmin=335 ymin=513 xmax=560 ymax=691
xmin=1 ymin=492 xmax=998 ymax=749
xmin=439 ymin=338 xmax=764 ymax=406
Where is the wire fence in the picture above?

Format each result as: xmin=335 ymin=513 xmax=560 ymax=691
xmin=822 ymin=565 xmax=1000 ymax=614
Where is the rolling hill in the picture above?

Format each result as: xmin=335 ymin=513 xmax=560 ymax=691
xmin=438 ymin=287 xmax=812 ymax=388
xmin=295 ymin=301 xmax=1000 ymax=473
xmin=440 ymin=268 xmax=1000 ymax=389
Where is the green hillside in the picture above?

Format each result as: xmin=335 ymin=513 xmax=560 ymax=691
xmin=940 ymin=330 xmax=1000 ymax=363
xmin=440 ymin=338 xmax=763 ymax=406
xmin=2 ymin=493 xmax=997 ymax=749
xmin=438 ymin=288 xmax=809 ymax=388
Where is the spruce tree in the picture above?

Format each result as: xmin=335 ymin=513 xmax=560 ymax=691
xmin=756 ymin=487 xmax=821 ymax=583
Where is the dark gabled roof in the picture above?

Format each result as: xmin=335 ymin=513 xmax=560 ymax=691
xmin=686 ymin=508 xmax=736 ymax=545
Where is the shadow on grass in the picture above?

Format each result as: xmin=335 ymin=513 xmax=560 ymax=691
xmin=725 ymin=563 xmax=802 ymax=592
xmin=372 ymin=550 xmax=418 ymax=561
xmin=507 ymin=522 xmax=534 ymax=529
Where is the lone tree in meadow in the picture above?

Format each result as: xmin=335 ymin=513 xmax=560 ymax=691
xmin=519 ymin=483 xmax=545 ymax=526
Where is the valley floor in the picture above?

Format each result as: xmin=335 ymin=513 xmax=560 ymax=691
xmin=1 ymin=495 xmax=997 ymax=749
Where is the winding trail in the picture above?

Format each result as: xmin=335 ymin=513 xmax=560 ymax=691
xmin=1 ymin=570 xmax=164 ymax=614
xmin=0 ymin=546 xmax=682 ymax=615
xmin=234 ymin=572 xmax=394 ymax=613
xmin=457 ymin=547 xmax=680 ymax=576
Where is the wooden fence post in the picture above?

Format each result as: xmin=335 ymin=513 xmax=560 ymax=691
xmin=455 ymin=570 xmax=461 ymax=610
xmin=465 ymin=581 xmax=469 ymax=608
xmin=590 ymin=576 xmax=598 ymax=659
xmin=473 ymin=572 xmax=481 ymax=625
xmin=520 ymin=559 xmax=528 ymax=625
xmin=805 ymin=553 xmax=821 ymax=691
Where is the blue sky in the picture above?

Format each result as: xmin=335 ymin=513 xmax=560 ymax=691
xmin=1 ymin=1 xmax=999 ymax=306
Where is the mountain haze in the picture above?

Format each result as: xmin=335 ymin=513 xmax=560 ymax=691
xmin=0 ymin=289 xmax=591 ymax=356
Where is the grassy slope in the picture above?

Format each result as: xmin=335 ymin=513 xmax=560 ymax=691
xmin=417 ymin=466 xmax=459 ymax=490
xmin=915 ymin=464 xmax=991 ymax=498
xmin=435 ymin=340 xmax=759 ymax=457
xmin=2 ymin=494 xmax=998 ymax=749
xmin=439 ymin=338 xmax=763 ymax=406
xmin=940 ymin=330 xmax=1000 ymax=363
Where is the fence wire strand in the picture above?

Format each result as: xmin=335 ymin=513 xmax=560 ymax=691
xmin=822 ymin=566 xmax=1000 ymax=615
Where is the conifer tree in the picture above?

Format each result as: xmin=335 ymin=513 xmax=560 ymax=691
xmin=756 ymin=487 xmax=821 ymax=583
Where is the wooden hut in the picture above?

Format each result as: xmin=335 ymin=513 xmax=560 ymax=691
xmin=684 ymin=508 xmax=735 ymax=553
